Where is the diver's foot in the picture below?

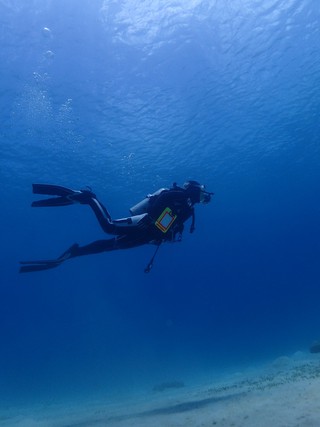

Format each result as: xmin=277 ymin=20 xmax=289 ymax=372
xmin=67 ymin=190 xmax=96 ymax=204
xmin=58 ymin=243 xmax=79 ymax=260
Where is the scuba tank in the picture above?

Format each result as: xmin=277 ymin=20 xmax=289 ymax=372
xmin=129 ymin=188 xmax=167 ymax=215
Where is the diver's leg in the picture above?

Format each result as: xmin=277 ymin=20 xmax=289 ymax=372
xmin=69 ymin=239 xmax=117 ymax=256
xmin=70 ymin=234 xmax=147 ymax=255
xmin=66 ymin=195 xmax=136 ymax=235
xmin=85 ymin=197 xmax=117 ymax=234
xmin=31 ymin=183 xmax=148 ymax=235
xmin=86 ymin=198 xmax=150 ymax=236
xmin=19 ymin=236 xmax=147 ymax=273
xmin=19 ymin=239 xmax=119 ymax=273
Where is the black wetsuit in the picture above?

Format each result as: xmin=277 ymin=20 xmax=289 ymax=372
xmin=19 ymin=182 xmax=210 ymax=273
xmin=73 ymin=186 xmax=195 ymax=257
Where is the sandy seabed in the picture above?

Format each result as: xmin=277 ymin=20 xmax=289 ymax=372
xmin=2 ymin=352 xmax=320 ymax=427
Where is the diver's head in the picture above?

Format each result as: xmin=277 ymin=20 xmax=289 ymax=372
xmin=183 ymin=180 xmax=213 ymax=204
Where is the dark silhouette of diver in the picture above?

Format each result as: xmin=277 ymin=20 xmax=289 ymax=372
xmin=20 ymin=181 xmax=213 ymax=273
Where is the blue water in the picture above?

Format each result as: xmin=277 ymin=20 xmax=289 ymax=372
xmin=1 ymin=0 xmax=320 ymax=408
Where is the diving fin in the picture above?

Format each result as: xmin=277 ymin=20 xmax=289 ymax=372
xmin=32 ymin=184 xmax=76 ymax=197
xmin=32 ymin=196 xmax=75 ymax=207
xmin=31 ymin=184 xmax=96 ymax=207
xmin=19 ymin=244 xmax=79 ymax=273
xmin=19 ymin=261 xmax=61 ymax=273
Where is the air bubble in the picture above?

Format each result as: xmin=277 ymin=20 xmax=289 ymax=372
xmin=42 ymin=27 xmax=52 ymax=38
xmin=44 ymin=50 xmax=55 ymax=59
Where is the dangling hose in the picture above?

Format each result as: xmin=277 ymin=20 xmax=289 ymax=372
xmin=144 ymin=243 xmax=161 ymax=273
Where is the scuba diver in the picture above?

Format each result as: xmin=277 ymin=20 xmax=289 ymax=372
xmin=19 ymin=181 xmax=213 ymax=273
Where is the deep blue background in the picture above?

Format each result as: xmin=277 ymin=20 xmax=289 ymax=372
xmin=1 ymin=0 xmax=320 ymax=406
